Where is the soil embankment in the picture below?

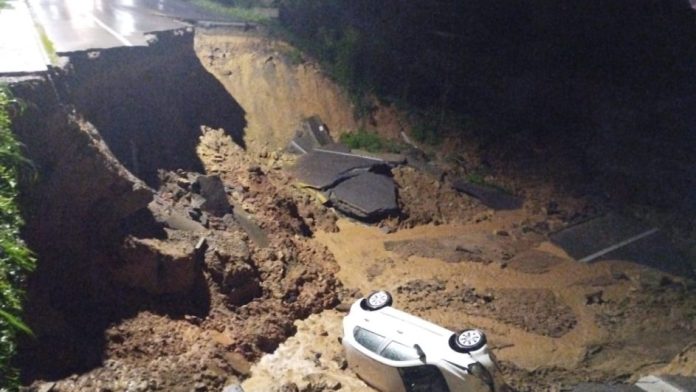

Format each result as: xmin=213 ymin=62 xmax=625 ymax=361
xmin=6 ymin=26 xmax=696 ymax=392
xmin=9 ymin=28 xmax=341 ymax=390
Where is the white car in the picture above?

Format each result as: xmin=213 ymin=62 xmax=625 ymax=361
xmin=342 ymin=291 xmax=506 ymax=392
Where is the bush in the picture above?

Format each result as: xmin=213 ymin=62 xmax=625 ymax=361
xmin=339 ymin=129 xmax=401 ymax=153
xmin=0 ymin=87 xmax=35 ymax=390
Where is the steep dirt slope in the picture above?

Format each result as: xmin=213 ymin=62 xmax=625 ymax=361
xmin=195 ymin=30 xmax=358 ymax=152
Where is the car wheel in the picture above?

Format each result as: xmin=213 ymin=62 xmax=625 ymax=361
xmin=361 ymin=290 xmax=393 ymax=311
xmin=450 ymin=329 xmax=486 ymax=352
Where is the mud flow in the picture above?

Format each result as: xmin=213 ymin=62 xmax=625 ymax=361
xmin=6 ymin=27 xmax=696 ymax=392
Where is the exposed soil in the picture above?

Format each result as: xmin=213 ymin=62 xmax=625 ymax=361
xmin=10 ymin=28 xmax=696 ymax=392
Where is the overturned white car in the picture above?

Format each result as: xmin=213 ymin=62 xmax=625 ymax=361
xmin=342 ymin=291 xmax=506 ymax=392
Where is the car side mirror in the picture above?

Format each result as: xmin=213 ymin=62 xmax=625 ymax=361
xmin=413 ymin=344 xmax=426 ymax=360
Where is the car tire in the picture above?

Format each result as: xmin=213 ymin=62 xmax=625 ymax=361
xmin=450 ymin=329 xmax=487 ymax=353
xmin=361 ymin=290 xmax=393 ymax=311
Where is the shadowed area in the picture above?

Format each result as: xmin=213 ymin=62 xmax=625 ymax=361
xmin=59 ymin=29 xmax=246 ymax=186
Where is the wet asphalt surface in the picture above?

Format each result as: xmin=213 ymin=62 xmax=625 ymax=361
xmin=27 ymin=0 xmax=234 ymax=53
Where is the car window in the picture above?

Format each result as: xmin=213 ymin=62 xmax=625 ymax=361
xmin=353 ymin=327 xmax=384 ymax=354
xmin=381 ymin=341 xmax=420 ymax=361
xmin=399 ymin=365 xmax=450 ymax=392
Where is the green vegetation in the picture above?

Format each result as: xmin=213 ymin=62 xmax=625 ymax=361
xmin=190 ymin=0 xmax=274 ymax=22
xmin=0 ymin=87 xmax=36 ymax=390
xmin=339 ymin=129 xmax=402 ymax=153
xmin=465 ymin=166 xmax=513 ymax=194
xmin=36 ymin=25 xmax=58 ymax=65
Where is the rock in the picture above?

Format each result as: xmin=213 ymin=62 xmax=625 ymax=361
xmin=192 ymin=175 xmax=232 ymax=216
xmin=158 ymin=209 xmax=206 ymax=232
xmin=114 ymin=236 xmax=198 ymax=294
xmin=222 ymin=385 xmax=245 ymax=392
xmin=278 ymin=383 xmax=299 ymax=392
xmin=223 ymin=352 xmax=252 ymax=376
xmin=585 ymin=290 xmax=605 ymax=305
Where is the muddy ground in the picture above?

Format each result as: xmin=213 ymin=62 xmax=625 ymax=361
xmin=17 ymin=29 xmax=696 ymax=392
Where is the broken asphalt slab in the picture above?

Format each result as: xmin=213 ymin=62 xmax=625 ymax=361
xmin=635 ymin=375 xmax=696 ymax=392
xmin=286 ymin=116 xmax=334 ymax=155
xmin=291 ymin=149 xmax=390 ymax=189
xmin=551 ymin=213 xmax=693 ymax=278
xmin=571 ymin=383 xmax=642 ymax=392
xmin=328 ymin=172 xmax=398 ymax=220
xmin=451 ymin=178 xmax=523 ymax=210
xmin=291 ymin=149 xmax=399 ymax=221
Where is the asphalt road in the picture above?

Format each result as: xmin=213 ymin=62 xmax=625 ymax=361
xmin=26 ymin=0 xmax=223 ymax=53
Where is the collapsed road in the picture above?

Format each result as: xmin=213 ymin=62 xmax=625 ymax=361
xmin=2 ymin=10 xmax=696 ymax=392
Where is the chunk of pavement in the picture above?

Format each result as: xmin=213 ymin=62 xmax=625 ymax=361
xmin=328 ymin=172 xmax=398 ymax=220
xmin=161 ymin=210 xmax=207 ymax=232
xmin=149 ymin=199 xmax=206 ymax=232
xmin=114 ymin=236 xmax=198 ymax=294
xmin=404 ymin=148 xmax=444 ymax=178
xmin=286 ymin=116 xmax=333 ymax=155
xmin=571 ymin=383 xmax=642 ymax=392
xmin=450 ymin=179 xmax=523 ymax=210
xmin=292 ymin=150 xmax=389 ymax=189
xmin=192 ymin=174 xmax=232 ymax=216
xmin=507 ymin=249 xmax=565 ymax=274
xmin=550 ymin=213 xmax=692 ymax=277
xmin=224 ymin=206 xmax=269 ymax=248
xmin=635 ymin=375 xmax=696 ymax=392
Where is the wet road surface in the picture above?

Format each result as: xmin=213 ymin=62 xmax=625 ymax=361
xmin=0 ymin=1 xmax=49 ymax=74
xmin=26 ymin=0 xmax=226 ymax=53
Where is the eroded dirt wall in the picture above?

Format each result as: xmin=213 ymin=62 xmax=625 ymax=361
xmin=195 ymin=31 xmax=360 ymax=152
xmin=58 ymin=29 xmax=247 ymax=187
xmin=9 ymin=76 xmax=157 ymax=378
xmin=7 ymin=28 xmax=341 ymax=387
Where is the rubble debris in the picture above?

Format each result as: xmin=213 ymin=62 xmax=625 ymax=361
xmin=328 ymin=172 xmax=398 ymax=221
xmin=450 ymin=178 xmax=523 ymax=210
xmin=114 ymin=236 xmax=198 ymax=295
xmin=192 ymin=174 xmax=233 ymax=216
xmin=291 ymin=149 xmax=399 ymax=221
xmin=292 ymin=149 xmax=389 ymax=189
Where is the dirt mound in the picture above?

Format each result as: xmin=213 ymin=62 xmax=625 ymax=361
xmin=396 ymin=280 xmax=577 ymax=338
xmin=393 ymin=166 xmax=485 ymax=227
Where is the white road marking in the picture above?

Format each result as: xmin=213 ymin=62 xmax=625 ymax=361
xmin=313 ymin=147 xmax=385 ymax=162
xmin=91 ymin=15 xmax=132 ymax=46
xmin=579 ymin=227 xmax=660 ymax=263
xmin=289 ymin=140 xmax=308 ymax=155
xmin=635 ymin=375 xmax=685 ymax=392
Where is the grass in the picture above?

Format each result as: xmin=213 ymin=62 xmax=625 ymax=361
xmin=339 ymin=129 xmax=403 ymax=153
xmin=0 ymin=86 xmax=36 ymax=391
xmin=189 ymin=0 xmax=274 ymax=23
xmin=465 ymin=167 xmax=514 ymax=194
xmin=36 ymin=25 xmax=58 ymax=65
